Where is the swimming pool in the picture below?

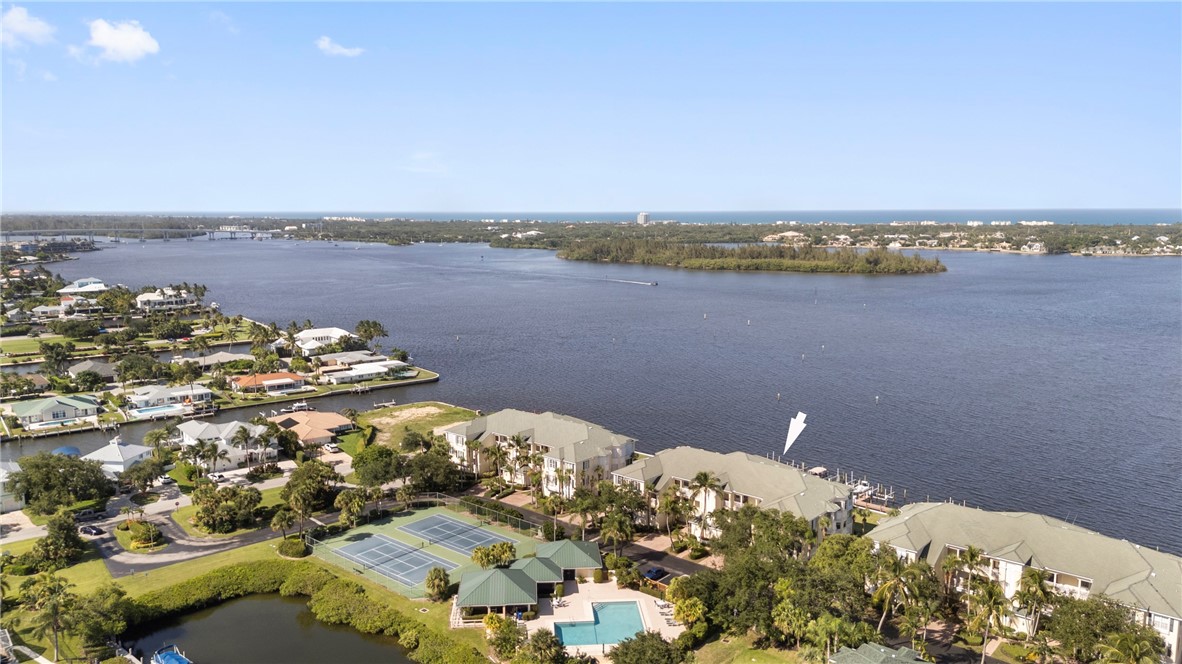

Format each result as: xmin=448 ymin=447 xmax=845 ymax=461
xmin=553 ymin=601 xmax=645 ymax=646
xmin=129 ymin=404 xmax=185 ymax=419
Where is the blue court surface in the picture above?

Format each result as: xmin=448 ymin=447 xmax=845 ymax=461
xmin=332 ymin=533 xmax=458 ymax=587
xmin=397 ymin=513 xmax=515 ymax=557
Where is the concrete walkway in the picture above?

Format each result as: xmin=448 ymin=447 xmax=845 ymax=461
xmin=0 ymin=509 xmax=44 ymax=544
xmin=12 ymin=645 xmax=54 ymax=664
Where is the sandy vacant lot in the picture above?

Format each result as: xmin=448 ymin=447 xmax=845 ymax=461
xmin=369 ymin=405 xmax=444 ymax=445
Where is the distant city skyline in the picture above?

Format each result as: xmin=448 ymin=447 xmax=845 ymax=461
xmin=3 ymin=2 xmax=1179 ymax=213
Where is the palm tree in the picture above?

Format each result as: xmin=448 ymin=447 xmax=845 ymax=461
xmin=969 ymin=580 xmax=1012 ymax=664
xmin=464 ymin=438 xmax=483 ymax=474
xmin=143 ymin=427 xmax=173 ymax=459
xmin=554 ymin=466 xmax=572 ymax=500
xmin=874 ymin=553 xmax=908 ymax=632
xmin=334 ymin=488 xmax=367 ymax=528
xmin=1015 ymin=568 xmax=1053 ymax=640
xmin=509 ymin=434 xmax=531 ymax=485
xmin=571 ymin=488 xmax=598 ymax=540
xmin=1097 ymin=632 xmax=1162 ymax=664
xmin=940 ymin=551 xmax=963 ymax=593
xmin=600 ymin=510 xmax=634 ymax=556
xmin=271 ymin=507 xmax=296 ymax=539
xmin=657 ymin=485 xmax=689 ymax=540
xmin=190 ymin=334 xmax=211 ymax=360
xmin=816 ymin=514 xmax=833 ymax=547
xmin=958 ymin=545 xmax=985 ymax=594
xmin=486 ymin=444 xmax=509 ymax=480
xmin=688 ymin=471 xmax=722 ymax=539
xmin=21 ymin=572 xmax=77 ymax=662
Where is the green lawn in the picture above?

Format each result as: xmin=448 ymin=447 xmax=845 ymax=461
xmin=0 ymin=335 xmax=99 ymax=355
xmin=114 ymin=523 xmax=170 ymax=554
xmin=171 ymin=485 xmax=286 ymax=539
xmin=336 ymin=429 xmax=366 ymax=457
xmin=358 ymin=400 xmax=477 ymax=449
xmin=168 ymin=463 xmax=199 ymax=493
xmin=695 ymin=635 xmax=799 ymax=664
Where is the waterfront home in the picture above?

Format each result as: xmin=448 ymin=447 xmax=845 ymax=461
xmin=59 ymin=295 xmax=103 ymax=316
xmin=30 ymin=304 xmax=64 ymax=320
xmin=0 ymin=460 xmax=24 ymax=513
xmin=441 ymin=409 xmax=636 ymax=499
xmin=868 ymin=502 xmax=1182 ymax=663
xmin=128 ymin=384 xmax=214 ymax=409
xmin=136 ymin=287 xmax=197 ymax=312
xmin=57 ymin=277 xmax=109 ymax=296
xmin=172 ymin=350 xmax=254 ymax=370
xmin=315 ymin=350 xmax=388 ymax=367
xmin=320 ymin=360 xmax=410 ymax=384
xmin=6 ymin=394 xmax=100 ymax=428
xmin=67 ymin=359 xmax=118 ymax=382
xmin=611 ymin=446 xmax=854 ymax=540
xmin=176 ymin=420 xmax=277 ymax=471
xmin=231 ymin=372 xmax=307 ymax=395
xmin=267 ymin=411 xmax=353 ymax=446
xmin=276 ymin=327 xmax=359 ymax=355
xmin=830 ymin=644 xmax=924 ymax=664
xmin=82 ymin=436 xmax=153 ymax=478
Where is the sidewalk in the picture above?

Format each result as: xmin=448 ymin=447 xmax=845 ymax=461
xmin=0 ymin=509 xmax=44 ymax=544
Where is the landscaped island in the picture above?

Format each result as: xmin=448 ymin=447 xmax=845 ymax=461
xmin=557 ymin=239 xmax=947 ymax=274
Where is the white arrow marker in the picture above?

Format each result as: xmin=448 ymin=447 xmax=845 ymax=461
xmin=784 ymin=411 xmax=808 ymax=454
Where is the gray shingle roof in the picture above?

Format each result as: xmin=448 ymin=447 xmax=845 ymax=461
xmin=868 ymin=503 xmax=1182 ymax=620
xmin=613 ymin=446 xmax=851 ymax=522
xmin=441 ymin=409 xmax=635 ymax=463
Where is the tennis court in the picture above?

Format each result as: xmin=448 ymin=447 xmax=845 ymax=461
xmin=333 ymin=533 xmax=459 ymax=587
xmin=397 ymin=513 xmax=515 ymax=557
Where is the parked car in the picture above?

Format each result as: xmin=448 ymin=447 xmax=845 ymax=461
xmin=207 ymin=473 xmax=226 ymax=482
xmin=78 ymin=525 xmax=103 ymax=536
xmin=157 ymin=475 xmax=176 ymax=485
xmin=73 ymin=508 xmax=106 ymax=523
xmin=643 ymin=567 xmax=668 ymax=581
xmin=324 ymin=443 xmax=342 ymax=453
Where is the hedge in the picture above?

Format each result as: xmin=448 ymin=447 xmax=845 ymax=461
xmin=132 ymin=561 xmax=485 ymax=664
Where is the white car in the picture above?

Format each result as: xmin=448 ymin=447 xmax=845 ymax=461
xmin=157 ymin=475 xmax=176 ymax=485
xmin=207 ymin=473 xmax=227 ymax=482
xmin=324 ymin=443 xmax=342 ymax=453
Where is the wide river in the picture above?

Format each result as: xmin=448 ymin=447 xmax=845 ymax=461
xmin=29 ymin=240 xmax=1182 ymax=553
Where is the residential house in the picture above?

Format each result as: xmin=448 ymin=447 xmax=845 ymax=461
xmin=82 ymin=436 xmax=153 ymax=478
xmin=0 ymin=460 xmax=24 ymax=513
xmin=315 ymin=350 xmax=388 ymax=366
xmin=30 ymin=304 xmax=63 ymax=320
xmin=611 ymin=446 xmax=853 ymax=540
xmin=278 ymin=327 xmax=359 ymax=355
xmin=135 ymin=288 xmax=197 ymax=312
xmin=867 ymin=502 xmax=1182 ymax=663
xmin=231 ymin=372 xmax=307 ymax=395
xmin=441 ymin=409 xmax=636 ymax=499
xmin=7 ymin=395 xmax=100 ymax=428
xmin=59 ymin=295 xmax=103 ymax=316
xmin=176 ymin=420 xmax=277 ymax=472
xmin=267 ymin=411 xmax=353 ymax=446
xmin=67 ymin=359 xmax=118 ymax=382
xmin=172 ymin=351 xmax=254 ymax=370
xmin=320 ymin=360 xmax=410 ymax=385
xmin=128 ymin=384 xmax=214 ymax=409
xmin=57 ymin=277 xmax=109 ymax=296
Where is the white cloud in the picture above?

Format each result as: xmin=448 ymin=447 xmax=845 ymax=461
xmin=2 ymin=6 xmax=56 ymax=49
xmin=315 ymin=36 xmax=363 ymax=57
xmin=40 ymin=70 xmax=56 ymax=82
xmin=209 ymin=11 xmax=238 ymax=35
xmin=80 ymin=18 xmax=160 ymax=63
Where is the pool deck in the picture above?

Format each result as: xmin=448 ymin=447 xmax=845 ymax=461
xmin=527 ymin=578 xmax=685 ymax=661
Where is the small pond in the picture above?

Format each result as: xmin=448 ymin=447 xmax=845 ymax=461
xmin=125 ymin=593 xmax=413 ymax=663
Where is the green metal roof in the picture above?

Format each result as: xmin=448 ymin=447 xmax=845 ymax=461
xmin=534 ymin=539 xmax=602 ymax=570
xmin=455 ymin=569 xmax=538 ymax=608
xmin=831 ymin=644 xmax=924 ymax=664
xmin=9 ymin=395 xmax=99 ymax=417
xmin=510 ymin=556 xmax=564 ymax=584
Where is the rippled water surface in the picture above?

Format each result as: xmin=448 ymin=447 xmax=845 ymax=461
xmin=45 ymin=240 xmax=1182 ymax=553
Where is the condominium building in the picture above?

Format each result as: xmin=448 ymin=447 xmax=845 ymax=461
xmin=442 ymin=409 xmax=636 ymax=499
xmin=611 ymin=446 xmax=853 ymax=540
xmin=868 ymin=502 xmax=1182 ymax=663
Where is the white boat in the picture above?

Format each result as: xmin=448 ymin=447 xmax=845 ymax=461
xmin=280 ymin=400 xmax=314 ymax=413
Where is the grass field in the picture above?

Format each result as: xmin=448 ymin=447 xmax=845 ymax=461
xmin=114 ymin=523 xmax=170 ymax=554
xmin=357 ymin=400 xmax=477 ymax=449
xmin=695 ymin=635 xmax=799 ymax=664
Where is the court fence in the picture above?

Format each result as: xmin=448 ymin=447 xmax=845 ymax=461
xmin=408 ymin=492 xmax=538 ymax=537
xmin=305 ymin=532 xmax=427 ymax=599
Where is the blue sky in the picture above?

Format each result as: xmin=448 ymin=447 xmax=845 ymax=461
xmin=3 ymin=2 xmax=1179 ymax=213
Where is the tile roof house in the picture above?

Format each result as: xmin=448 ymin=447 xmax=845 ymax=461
xmin=128 ymin=384 xmax=214 ymax=410
xmin=135 ymin=288 xmax=197 ymax=311
xmin=277 ymin=327 xmax=359 ymax=355
xmin=868 ymin=502 xmax=1182 ymax=663
xmin=67 ymin=359 xmax=118 ymax=381
xmin=442 ymin=409 xmax=636 ymax=499
xmin=176 ymin=420 xmax=277 ymax=472
xmin=231 ymin=372 xmax=307 ymax=394
xmin=612 ymin=446 xmax=853 ymax=540
xmin=267 ymin=411 xmax=353 ymax=446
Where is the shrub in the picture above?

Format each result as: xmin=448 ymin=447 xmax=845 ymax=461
xmin=689 ymin=547 xmax=708 ymax=560
xmin=6 ymin=562 xmax=35 ymax=576
xmin=522 ymin=610 xmax=537 ymax=621
xmin=541 ymin=521 xmax=566 ymax=542
xmin=670 ymin=540 xmax=688 ymax=553
xmin=592 ymin=569 xmax=606 ymax=583
xmin=278 ymin=537 xmax=309 ymax=558
xmin=279 ymin=566 xmax=335 ymax=597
